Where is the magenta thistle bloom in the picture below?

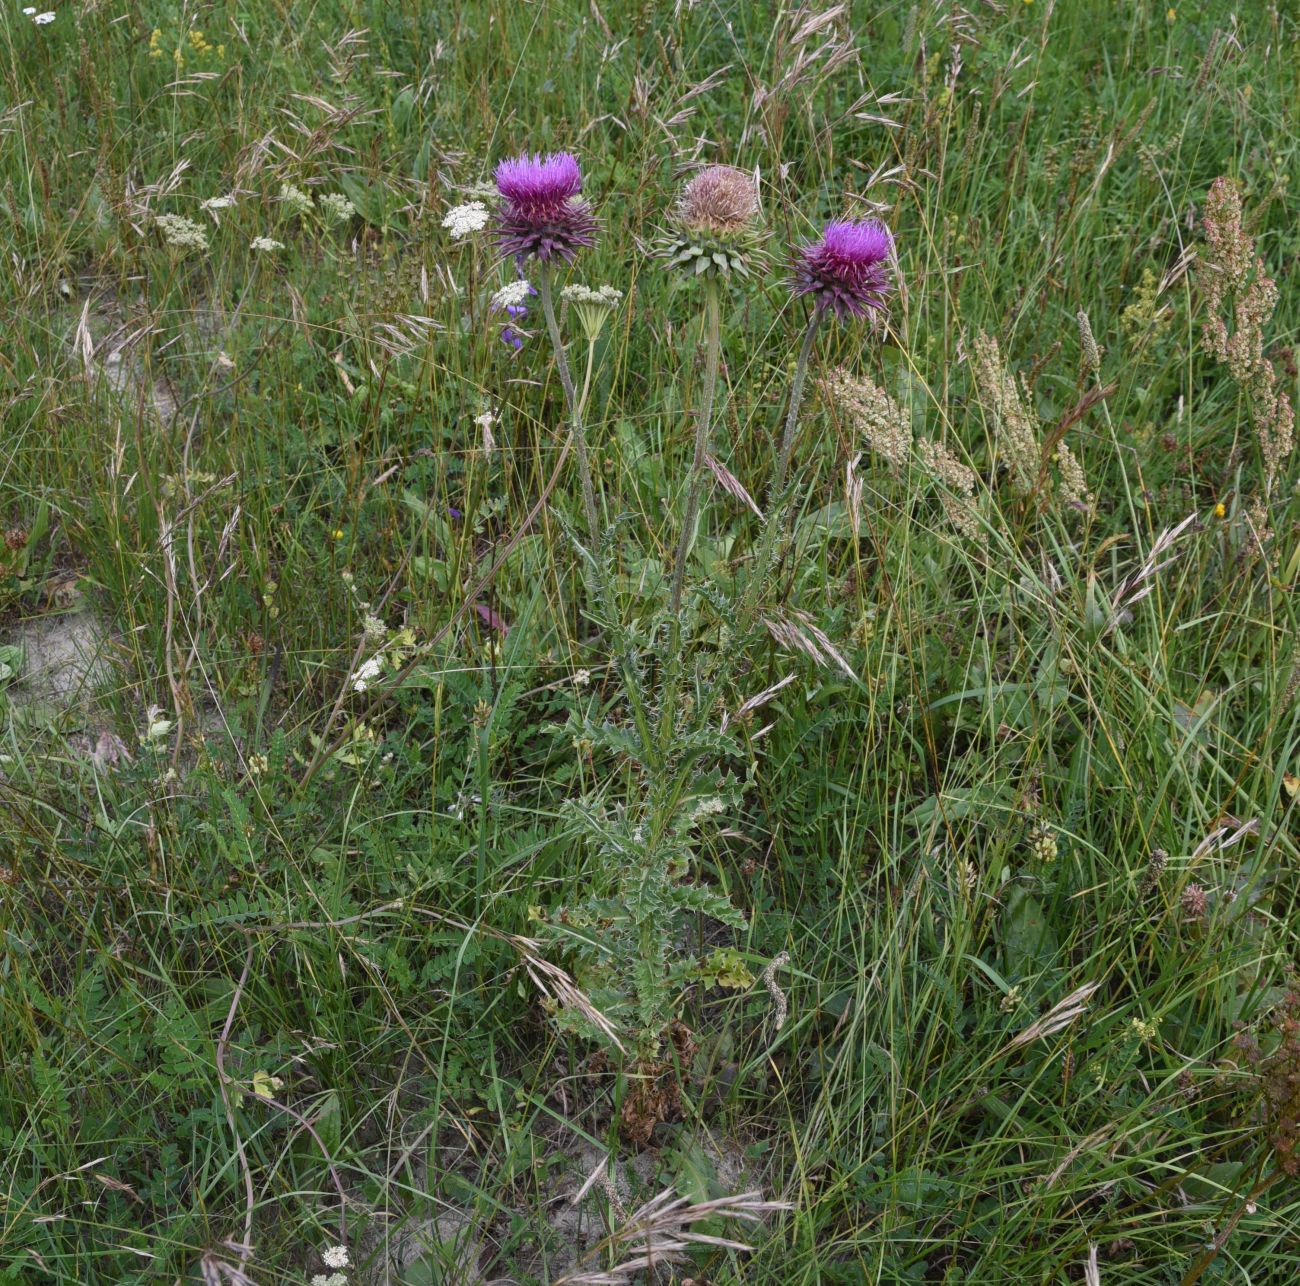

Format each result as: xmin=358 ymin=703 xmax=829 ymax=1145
xmin=494 ymin=151 xmax=597 ymax=265
xmin=792 ymin=220 xmax=894 ymax=321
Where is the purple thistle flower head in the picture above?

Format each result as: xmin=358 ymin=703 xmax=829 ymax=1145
xmin=792 ymin=219 xmax=894 ymax=322
xmin=494 ymin=151 xmax=597 ymax=265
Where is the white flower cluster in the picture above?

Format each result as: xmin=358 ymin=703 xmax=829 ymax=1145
xmin=561 ymin=283 xmax=623 ymax=340
xmin=202 ymin=194 xmax=236 ymax=211
xmin=23 ymin=9 xmax=56 ymax=24
xmin=442 ymin=200 xmax=489 ymax=239
xmin=279 ymin=182 xmax=314 ymax=219
xmin=250 ymin=236 xmax=284 ymax=252
xmin=560 ymin=284 xmax=623 ymax=308
xmin=318 ymin=192 xmax=356 ymax=224
xmin=491 ymin=278 xmax=532 ymax=310
xmin=155 ymin=213 xmax=209 ymax=253
xmin=305 ymin=1238 xmax=347 ymax=1279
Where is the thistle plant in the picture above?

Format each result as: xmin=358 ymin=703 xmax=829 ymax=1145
xmin=491 ymin=150 xmax=895 ymax=1093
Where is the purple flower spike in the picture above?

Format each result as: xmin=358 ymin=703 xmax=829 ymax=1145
xmin=793 ymin=219 xmax=894 ymax=321
xmin=494 ymin=151 xmax=598 ymax=265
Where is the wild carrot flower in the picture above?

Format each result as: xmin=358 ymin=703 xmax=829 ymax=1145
xmin=155 ymin=213 xmax=209 ymax=253
xmin=491 ymin=278 xmax=536 ymax=350
xmin=321 ymin=1246 xmax=349 ymax=1270
xmin=279 ymin=182 xmax=314 ymax=219
xmin=561 ymin=283 xmax=623 ymax=341
xmin=494 ymin=151 xmax=597 ymax=265
xmin=250 ymin=236 xmax=284 ymax=252
xmin=491 ymin=279 xmax=533 ymax=310
xmin=792 ymin=220 xmax=893 ymax=321
xmin=442 ymin=200 xmax=489 ymax=239
xmin=319 ymin=193 xmax=356 ymax=224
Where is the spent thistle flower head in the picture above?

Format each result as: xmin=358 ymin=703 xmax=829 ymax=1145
xmin=494 ymin=151 xmax=597 ymax=265
xmin=677 ymin=165 xmax=759 ymax=234
xmin=793 ymin=219 xmax=894 ymax=321
xmin=661 ymin=164 xmax=763 ymax=280
xmin=561 ymin=283 xmax=624 ymax=341
xmin=442 ymin=200 xmax=489 ymax=239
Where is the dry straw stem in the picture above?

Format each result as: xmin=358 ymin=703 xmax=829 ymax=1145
xmin=550 ymin=1188 xmax=792 ymax=1285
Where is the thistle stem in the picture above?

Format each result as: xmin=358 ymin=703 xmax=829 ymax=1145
xmin=738 ymin=307 xmax=823 ymax=630
xmin=659 ymin=279 xmax=723 ymax=749
xmin=771 ymin=307 xmax=823 ymax=501
xmin=669 ymin=280 xmax=723 ymax=619
xmin=537 ymin=265 xmax=600 ymax=545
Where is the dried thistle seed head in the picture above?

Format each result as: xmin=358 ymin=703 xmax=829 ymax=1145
xmin=660 ymin=165 xmax=765 ymax=281
xmin=676 ymin=165 xmax=759 ymax=235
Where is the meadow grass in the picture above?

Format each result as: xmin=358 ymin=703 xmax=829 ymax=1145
xmin=2 ymin=1 xmax=1300 ymax=1282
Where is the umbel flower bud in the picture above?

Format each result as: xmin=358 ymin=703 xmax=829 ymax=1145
xmin=660 ymin=164 xmax=764 ymax=280
xmin=561 ymin=283 xmax=624 ymax=342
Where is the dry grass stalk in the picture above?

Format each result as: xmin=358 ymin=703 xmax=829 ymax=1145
xmin=1005 ymin=982 xmax=1100 ymax=1052
xmin=550 ymin=1188 xmax=792 ymax=1285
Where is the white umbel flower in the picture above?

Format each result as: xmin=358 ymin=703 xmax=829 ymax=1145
xmin=491 ymin=278 xmax=532 ymax=310
xmin=250 ymin=236 xmax=284 ymax=252
xmin=318 ymin=193 xmax=356 ymax=224
xmin=442 ymin=200 xmax=489 ymax=239
xmin=34 ymin=11 xmax=56 ymax=23
xmin=321 ymin=1245 xmax=350 ymax=1270
xmin=202 ymin=194 xmax=236 ymax=211
xmin=279 ymin=182 xmax=314 ymax=218
xmin=155 ymin=214 xmax=209 ymax=252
